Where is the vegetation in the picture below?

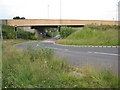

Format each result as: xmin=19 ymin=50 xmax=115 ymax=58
xmin=0 ymin=40 xmax=2 ymax=89
xmin=3 ymin=39 xmax=40 ymax=46
xmin=2 ymin=24 xmax=119 ymax=88
xmin=59 ymin=27 xmax=76 ymax=38
xmin=2 ymin=40 xmax=119 ymax=88
xmin=2 ymin=25 xmax=38 ymax=40
xmin=56 ymin=24 xmax=119 ymax=46
xmin=46 ymin=28 xmax=59 ymax=37
xmin=13 ymin=16 xmax=25 ymax=19
xmin=85 ymin=24 xmax=119 ymax=30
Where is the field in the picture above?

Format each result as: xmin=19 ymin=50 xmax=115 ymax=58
xmin=2 ymin=40 xmax=119 ymax=88
xmin=56 ymin=24 xmax=119 ymax=46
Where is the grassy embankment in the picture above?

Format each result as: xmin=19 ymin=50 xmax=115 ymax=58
xmin=56 ymin=24 xmax=119 ymax=46
xmin=2 ymin=40 xmax=119 ymax=88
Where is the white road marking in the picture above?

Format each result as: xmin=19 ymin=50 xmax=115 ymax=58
xmin=94 ymin=52 xmax=118 ymax=56
xmin=88 ymin=51 xmax=93 ymax=53
xmin=46 ymin=46 xmax=118 ymax=56
xmin=36 ymin=44 xmax=39 ymax=46
xmin=45 ymin=47 xmax=68 ymax=51
xmin=54 ymin=43 xmax=119 ymax=48
xmin=88 ymin=51 xmax=119 ymax=56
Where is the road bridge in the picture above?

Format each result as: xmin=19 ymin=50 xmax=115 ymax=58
xmin=5 ymin=19 xmax=118 ymax=26
xmin=2 ymin=19 xmax=118 ymax=38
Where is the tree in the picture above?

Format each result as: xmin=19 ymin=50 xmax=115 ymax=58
xmin=21 ymin=17 xmax=25 ymax=19
xmin=13 ymin=16 xmax=25 ymax=19
xmin=13 ymin=16 xmax=20 ymax=19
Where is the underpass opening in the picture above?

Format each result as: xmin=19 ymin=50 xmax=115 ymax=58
xmin=31 ymin=25 xmax=84 ymax=39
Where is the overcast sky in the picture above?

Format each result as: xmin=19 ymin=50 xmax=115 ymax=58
xmin=0 ymin=0 xmax=119 ymax=20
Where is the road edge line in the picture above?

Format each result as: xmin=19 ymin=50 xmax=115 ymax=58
xmin=54 ymin=43 xmax=119 ymax=48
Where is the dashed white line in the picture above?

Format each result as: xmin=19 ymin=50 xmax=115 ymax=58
xmin=94 ymin=52 xmax=118 ymax=56
xmin=88 ymin=51 xmax=93 ymax=53
xmin=37 ymin=43 xmax=118 ymax=56
xmin=88 ymin=51 xmax=119 ymax=56
xmin=54 ymin=43 xmax=119 ymax=48
xmin=45 ymin=46 xmax=118 ymax=56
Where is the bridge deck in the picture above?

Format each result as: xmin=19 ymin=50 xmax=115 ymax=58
xmin=5 ymin=19 xmax=118 ymax=26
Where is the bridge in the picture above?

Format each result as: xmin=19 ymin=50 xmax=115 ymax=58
xmin=5 ymin=19 xmax=118 ymax=26
xmin=2 ymin=19 xmax=118 ymax=38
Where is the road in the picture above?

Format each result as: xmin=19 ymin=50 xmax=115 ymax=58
xmin=14 ymin=41 xmax=119 ymax=75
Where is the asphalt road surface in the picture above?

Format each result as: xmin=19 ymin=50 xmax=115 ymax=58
xmin=15 ymin=41 xmax=119 ymax=75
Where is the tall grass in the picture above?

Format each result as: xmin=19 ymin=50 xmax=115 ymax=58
xmin=85 ymin=24 xmax=119 ymax=30
xmin=2 ymin=41 xmax=119 ymax=88
xmin=3 ymin=39 xmax=42 ymax=46
xmin=56 ymin=25 xmax=118 ymax=46
xmin=2 ymin=45 xmax=71 ymax=88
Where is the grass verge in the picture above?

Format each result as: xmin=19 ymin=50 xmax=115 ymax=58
xmin=56 ymin=25 xmax=119 ymax=46
xmin=3 ymin=39 xmax=43 ymax=45
xmin=2 ymin=40 xmax=119 ymax=88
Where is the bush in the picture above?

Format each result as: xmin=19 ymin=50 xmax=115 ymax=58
xmin=2 ymin=25 xmax=16 ymax=39
xmin=2 ymin=25 xmax=37 ymax=40
xmin=17 ymin=29 xmax=36 ymax=40
xmin=45 ymin=28 xmax=59 ymax=37
xmin=46 ymin=32 xmax=59 ymax=37
xmin=60 ymin=27 xmax=76 ymax=38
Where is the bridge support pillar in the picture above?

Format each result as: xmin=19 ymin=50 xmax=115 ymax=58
xmin=57 ymin=26 xmax=61 ymax=32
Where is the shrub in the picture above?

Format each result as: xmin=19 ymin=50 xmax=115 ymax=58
xmin=60 ymin=27 xmax=76 ymax=38
xmin=46 ymin=32 xmax=59 ymax=37
xmin=2 ymin=25 xmax=37 ymax=40
xmin=45 ymin=28 xmax=59 ymax=37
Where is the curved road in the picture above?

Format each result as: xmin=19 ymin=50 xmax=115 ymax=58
xmin=15 ymin=40 xmax=119 ymax=75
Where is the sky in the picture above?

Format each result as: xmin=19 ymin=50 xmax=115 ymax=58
xmin=0 ymin=0 xmax=119 ymax=20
